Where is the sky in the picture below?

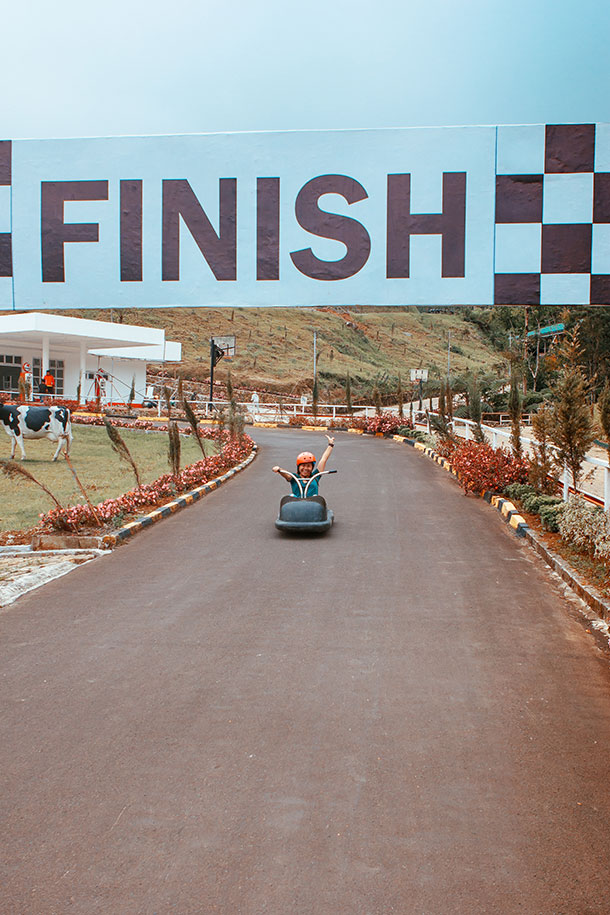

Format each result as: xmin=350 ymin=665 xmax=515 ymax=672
xmin=2 ymin=0 xmax=609 ymax=140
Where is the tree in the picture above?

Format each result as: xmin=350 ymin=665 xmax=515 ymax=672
xmin=345 ymin=372 xmax=353 ymax=415
xmin=508 ymin=373 xmax=522 ymax=458
xmin=104 ymin=418 xmax=142 ymax=488
xmin=598 ymin=381 xmax=610 ymax=444
xmin=128 ymin=375 xmax=136 ymax=410
xmin=162 ymin=385 xmax=172 ymax=419
xmin=467 ymin=378 xmax=486 ymax=443
xmin=446 ymin=380 xmax=453 ymax=421
xmin=529 ymin=403 xmax=558 ymax=493
xmin=168 ymin=420 xmax=181 ymax=479
xmin=549 ymin=366 xmax=594 ymax=489
xmin=226 ymin=370 xmax=244 ymax=439
xmin=182 ymin=396 xmax=207 ymax=458
xmin=438 ymin=382 xmax=446 ymax=420
xmin=373 ymin=384 xmax=382 ymax=416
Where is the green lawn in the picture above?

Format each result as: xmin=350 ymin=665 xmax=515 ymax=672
xmin=0 ymin=425 xmax=217 ymax=532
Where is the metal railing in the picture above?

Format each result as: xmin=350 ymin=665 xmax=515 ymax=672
xmin=423 ymin=413 xmax=610 ymax=511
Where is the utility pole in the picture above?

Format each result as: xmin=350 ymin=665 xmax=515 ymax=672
xmin=447 ymin=330 xmax=451 ymax=381
xmin=313 ymin=330 xmax=317 ymax=381
xmin=209 ymin=338 xmax=225 ymax=408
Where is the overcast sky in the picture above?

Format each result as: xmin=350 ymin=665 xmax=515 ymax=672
xmin=2 ymin=0 xmax=608 ymax=140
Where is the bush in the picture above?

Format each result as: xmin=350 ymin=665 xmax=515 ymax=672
xmin=503 ymin=482 xmax=537 ymax=502
xmin=521 ymin=492 xmax=561 ymax=514
xmin=539 ymin=502 xmax=562 ymax=532
xmin=557 ymin=496 xmax=608 ymax=553
xmin=451 ymin=441 xmax=529 ymax=495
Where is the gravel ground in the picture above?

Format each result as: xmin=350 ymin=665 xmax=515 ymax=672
xmin=0 ymin=552 xmax=103 ymax=608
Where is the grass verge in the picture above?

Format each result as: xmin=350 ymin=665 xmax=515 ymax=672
xmin=0 ymin=425 xmax=217 ymax=533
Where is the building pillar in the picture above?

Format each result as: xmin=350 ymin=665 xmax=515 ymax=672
xmin=79 ymin=342 xmax=87 ymax=404
xmin=42 ymin=335 xmax=50 ymax=376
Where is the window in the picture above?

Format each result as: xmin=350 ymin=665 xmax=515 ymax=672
xmin=0 ymin=355 xmax=22 ymax=393
xmin=33 ymin=358 xmax=64 ymax=395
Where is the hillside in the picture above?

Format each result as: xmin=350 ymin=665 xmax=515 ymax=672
xmin=56 ymin=306 xmax=504 ymax=401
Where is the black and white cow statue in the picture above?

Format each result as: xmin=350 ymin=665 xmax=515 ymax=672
xmin=0 ymin=404 xmax=73 ymax=460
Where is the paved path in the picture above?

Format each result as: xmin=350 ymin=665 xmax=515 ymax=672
xmin=1 ymin=429 xmax=610 ymax=914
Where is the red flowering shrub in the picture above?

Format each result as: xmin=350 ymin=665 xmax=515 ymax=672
xmin=435 ymin=439 xmax=457 ymax=459
xmin=39 ymin=432 xmax=254 ymax=532
xmin=41 ymin=398 xmax=80 ymax=411
xmin=287 ymin=414 xmax=329 ymax=426
xmin=349 ymin=413 xmax=407 ymax=434
xmin=450 ymin=441 xmax=528 ymax=495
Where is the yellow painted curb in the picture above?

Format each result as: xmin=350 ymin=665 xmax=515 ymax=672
xmin=302 ymin=425 xmax=327 ymax=431
xmin=347 ymin=428 xmax=363 ymax=435
xmin=501 ymin=500 xmax=517 ymax=518
xmin=253 ymin=422 xmax=278 ymax=428
xmin=509 ymin=513 xmax=527 ymax=530
xmin=414 ymin=442 xmax=426 ymax=451
xmin=393 ymin=435 xmax=406 ymax=442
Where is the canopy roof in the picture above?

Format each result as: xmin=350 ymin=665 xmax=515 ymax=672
xmin=0 ymin=312 xmax=180 ymax=361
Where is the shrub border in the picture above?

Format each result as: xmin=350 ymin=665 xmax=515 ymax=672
xmin=102 ymin=444 xmax=258 ymax=548
xmin=393 ymin=434 xmax=610 ymax=622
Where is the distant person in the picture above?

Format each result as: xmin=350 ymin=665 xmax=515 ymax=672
xmin=43 ymin=370 xmax=55 ymax=397
xmin=272 ymin=435 xmax=335 ymax=497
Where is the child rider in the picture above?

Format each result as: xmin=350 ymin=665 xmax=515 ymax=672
xmin=272 ymin=434 xmax=335 ymax=497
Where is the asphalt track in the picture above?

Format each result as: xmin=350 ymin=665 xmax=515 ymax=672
xmin=2 ymin=428 xmax=610 ymax=915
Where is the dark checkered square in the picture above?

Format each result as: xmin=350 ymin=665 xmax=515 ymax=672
xmin=591 ymin=275 xmax=610 ymax=305
xmin=594 ymin=174 xmax=610 ymax=223
xmin=495 ymin=175 xmax=543 ymax=223
xmin=0 ymin=141 xmax=10 ymax=186
xmin=0 ymin=233 xmax=12 ymax=277
xmin=494 ymin=273 xmax=540 ymax=305
xmin=545 ymin=124 xmax=595 ymax=173
xmin=541 ymin=224 xmax=592 ymax=273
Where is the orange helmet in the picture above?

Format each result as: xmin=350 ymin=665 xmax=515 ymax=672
xmin=296 ymin=451 xmax=316 ymax=468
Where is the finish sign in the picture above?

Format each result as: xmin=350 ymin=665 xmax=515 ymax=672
xmin=0 ymin=122 xmax=608 ymax=310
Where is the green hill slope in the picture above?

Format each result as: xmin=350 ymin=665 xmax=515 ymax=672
xmin=33 ymin=306 xmax=506 ymax=400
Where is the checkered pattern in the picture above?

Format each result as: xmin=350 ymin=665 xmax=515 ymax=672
xmin=494 ymin=123 xmax=610 ymax=305
xmin=1 ymin=130 xmax=608 ymax=308
xmin=0 ymin=140 xmax=11 ymax=307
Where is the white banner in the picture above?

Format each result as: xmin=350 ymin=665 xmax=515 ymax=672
xmin=0 ymin=123 xmax=608 ymax=309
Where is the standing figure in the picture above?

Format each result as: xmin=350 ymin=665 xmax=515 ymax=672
xmin=43 ymin=369 xmax=55 ymax=398
xmin=18 ymin=362 xmax=33 ymax=403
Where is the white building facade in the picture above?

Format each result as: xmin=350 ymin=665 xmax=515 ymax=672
xmin=0 ymin=313 xmax=181 ymax=404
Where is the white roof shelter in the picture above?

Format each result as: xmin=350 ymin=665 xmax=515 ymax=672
xmin=0 ymin=312 xmax=181 ymax=403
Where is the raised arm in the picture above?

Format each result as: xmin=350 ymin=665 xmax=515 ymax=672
xmin=272 ymin=466 xmax=294 ymax=481
xmin=316 ymin=435 xmax=335 ymax=472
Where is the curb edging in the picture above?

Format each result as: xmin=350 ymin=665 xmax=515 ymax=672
xmin=102 ymin=444 xmax=258 ymax=548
